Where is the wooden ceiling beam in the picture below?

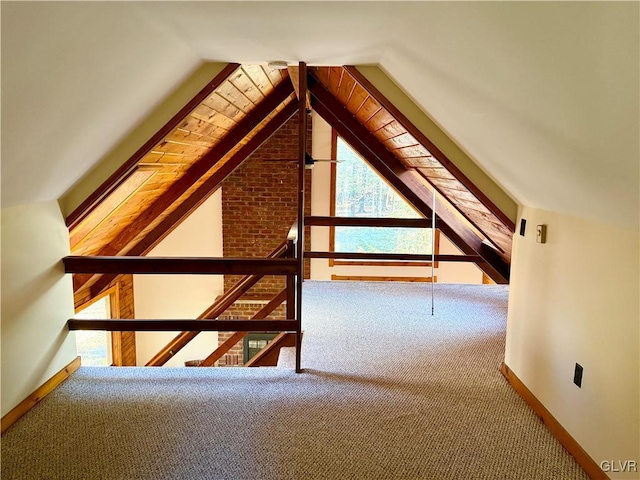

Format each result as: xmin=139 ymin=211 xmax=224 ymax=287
xmin=69 ymin=167 xmax=156 ymax=250
xmin=309 ymin=75 xmax=509 ymax=283
xmin=74 ymin=80 xmax=295 ymax=294
xmin=66 ymin=63 xmax=241 ymax=230
xmin=85 ymin=101 xmax=298 ymax=298
xmin=344 ymin=66 xmax=515 ymax=232
xmin=132 ymin=102 xmax=297 ymax=257
xmin=287 ymin=66 xmax=311 ymax=110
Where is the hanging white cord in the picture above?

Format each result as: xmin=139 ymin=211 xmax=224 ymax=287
xmin=431 ymin=187 xmax=435 ymax=315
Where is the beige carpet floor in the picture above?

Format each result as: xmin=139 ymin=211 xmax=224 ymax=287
xmin=1 ymin=282 xmax=587 ymax=479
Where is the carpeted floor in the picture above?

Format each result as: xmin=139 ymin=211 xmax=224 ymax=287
xmin=1 ymin=282 xmax=587 ymax=479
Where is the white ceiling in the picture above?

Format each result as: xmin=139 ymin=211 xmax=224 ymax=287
xmin=2 ymin=2 xmax=638 ymax=228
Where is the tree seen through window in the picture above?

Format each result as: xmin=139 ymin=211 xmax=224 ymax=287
xmin=334 ymin=137 xmax=433 ymax=254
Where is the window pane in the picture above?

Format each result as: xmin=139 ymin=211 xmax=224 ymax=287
xmin=335 ymin=137 xmax=432 ymax=253
xmin=335 ymin=227 xmax=433 ymax=254
xmin=75 ymin=296 xmax=111 ymax=366
xmin=75 ymin=296 xmax=110 ymax=319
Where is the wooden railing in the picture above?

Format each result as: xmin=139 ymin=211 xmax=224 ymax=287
xmin=63 ymin=226 xmax=302 ymax=370
xmin=66 ymin=62 xmax=310 ymax=373
xmin=144 ymin=239 xmax=295 ymax=366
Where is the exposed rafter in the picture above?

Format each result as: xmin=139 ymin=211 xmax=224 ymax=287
xmin=87 ymin=101 xmax=298 ymax=297
xmin=287 ymin=66 xmax=311 ymax=110
xmin=66 ymin=63 xmax=241 ymax=230
xmin=311 ymin=66 xmax=514 ymax=262
xmin=344 ymin=66 xmax=515 ymax=232
xmin=69 ymin=63 xmax=514 ymax=298
xmin=308 ymin=73 xmax=509 ymax=283
xmin=73 ymin=80 xmax=295 ymax=294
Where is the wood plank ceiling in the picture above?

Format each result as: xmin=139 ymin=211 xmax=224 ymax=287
xmin=68 ymin=64 xmax=296 ymax=295
xmin=68 ymin=63 xmax=515 ymax=296
xmin=310 ymin=66 xmax=514 ymax=263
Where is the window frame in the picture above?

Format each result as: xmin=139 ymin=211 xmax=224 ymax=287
xmin=328 ymin=130 xmax=439 ymax=267
xmin=74 ymin=285 xmax=122 ymax=366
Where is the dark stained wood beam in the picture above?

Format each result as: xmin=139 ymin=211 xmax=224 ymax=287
xmin=344 ymin=66 xmax=515 ymax=232
xmin=88 ymin=101 xmax=298 ymax=297
xmin=287 ymin=66 xmax=311 ymax=110
xmin=305 ymin=216 xmax=432 ymax=228
xmin=68 ymin=319 xmax=297 ymax=332
xmin=199 ymin=289 xmax=288 ymax=367
xmin=66 ymin=63 xmax=241 ymax=230
xmin=295 ymin=61 xmax=307 ymax=373
xmin=74 ymin=80 xmax=295 ymax=294
xmin=133 ymin=102 xmax=298 ymax=256
xmin=64 ymin=256 xmax=298 ymax=276
xmin=309 ymin=74 xmax=509 ymax=283
xmin=305 ymin=252 xmax=482 ymax=262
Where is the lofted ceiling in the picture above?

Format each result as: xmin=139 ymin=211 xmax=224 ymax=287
xmin=2 ymin=2 xmax=638 ymax=228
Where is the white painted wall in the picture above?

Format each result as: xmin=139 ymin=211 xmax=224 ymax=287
xmin=1 ymin=201 xmax=77 ymax=415
xmin=505 ymin=206 xmax=639 ymax=478
xmin=436 ymin=235 xmax=484 ymax=284
xmin=134 ymin=191 xmax=224 ymax=367
xmin=310 ymin=112 xmax=482 ymax=284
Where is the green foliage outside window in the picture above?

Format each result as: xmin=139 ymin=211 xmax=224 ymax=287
xmin=334 ymin=137 xmax=432 ymax=254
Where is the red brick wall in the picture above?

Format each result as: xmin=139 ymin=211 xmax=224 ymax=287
xmin=221 ymin=111 xmax=311 ymax=297
xmin=217 ymin=112 xmax=310 ymax=365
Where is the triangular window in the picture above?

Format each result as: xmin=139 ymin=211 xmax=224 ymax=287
xmin=332 ymin=136 xmax=435 ymax=256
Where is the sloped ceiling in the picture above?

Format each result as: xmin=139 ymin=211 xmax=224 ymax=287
xmin=2 ymin=2 xmax=638 ymax=228
xmin=1 ymin=2 xmax=201 ymax=207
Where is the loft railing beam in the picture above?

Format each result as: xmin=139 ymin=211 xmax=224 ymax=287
xmin=68 ymin=319 xmax=297 ymax=332
xmin=63 ymin=256 xmax=298 ymax=276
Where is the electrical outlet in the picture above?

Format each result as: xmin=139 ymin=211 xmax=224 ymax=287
xmin=519 ymin=219 xmax=527 ymax=236
xmin=574 ymin=363 xmax=583 ymax=388
xmin=536 ymin=224 xmax=547 ymax=243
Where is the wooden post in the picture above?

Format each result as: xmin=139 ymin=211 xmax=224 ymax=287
xmin=286 ymin=241 xmax=296 ymax=323
xmin=296 ymin=62 xmax=307 ymax=373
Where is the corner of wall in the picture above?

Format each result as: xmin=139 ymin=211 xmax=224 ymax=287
xmin=1 ymin=200 xmax=78 ymax=416
xmin=505 ymin=205 xmax=640 ymax=476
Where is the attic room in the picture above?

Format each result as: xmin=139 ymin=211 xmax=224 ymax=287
xmin=1 ymin=2 xmax=638 ymax=479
